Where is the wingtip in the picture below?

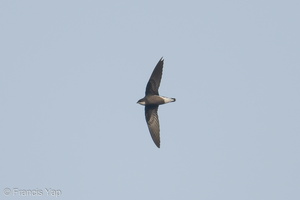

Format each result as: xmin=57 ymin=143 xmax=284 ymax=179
xmin=154 ymin=139 xmax=160 ymax=148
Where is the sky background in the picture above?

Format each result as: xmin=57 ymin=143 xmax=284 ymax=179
xmin=1 ymin=0 xmax=299 ymax=199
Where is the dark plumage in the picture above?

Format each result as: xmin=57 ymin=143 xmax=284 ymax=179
xmin=137 ymin=58 xmax=176 ymax=148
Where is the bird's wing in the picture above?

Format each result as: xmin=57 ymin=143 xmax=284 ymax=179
xmin=145 ymin=57 xmax=164 ymax=95
xmin=145 ymin=105 xmax=160 ymax=148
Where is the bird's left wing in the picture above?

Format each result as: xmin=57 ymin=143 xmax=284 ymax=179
xmin=145 ymin=58 xmax=164 ymax=95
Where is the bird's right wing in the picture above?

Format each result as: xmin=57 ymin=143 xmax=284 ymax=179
xmin=145 ymin=58 xmax=164 ymax=96
xmin=145 ymin=105 xmax=160 ymax=148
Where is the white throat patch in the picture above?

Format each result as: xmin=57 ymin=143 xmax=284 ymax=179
xmin=138 ymin=101 xmax=146 ymax=105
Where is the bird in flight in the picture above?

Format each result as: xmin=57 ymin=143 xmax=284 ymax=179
xmin=137 ymin=57 xmax=176 ymax=148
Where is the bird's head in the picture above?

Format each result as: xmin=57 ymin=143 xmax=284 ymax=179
xmin=137 ymin=98 xmax=146 ymax=106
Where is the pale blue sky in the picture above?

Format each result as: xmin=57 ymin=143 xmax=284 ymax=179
xmin=1 ymin=1 xmax=299 ymax=199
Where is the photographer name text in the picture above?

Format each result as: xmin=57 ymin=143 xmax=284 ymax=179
xmin=3 ymin=187 xmax=62 ymax=197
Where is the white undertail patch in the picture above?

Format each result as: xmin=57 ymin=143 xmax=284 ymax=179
xmin=161 ymin=96 xmax=176 ymax=104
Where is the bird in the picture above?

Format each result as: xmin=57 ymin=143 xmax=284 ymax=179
xmin=137 ymin=57 xmax=176 ymax=148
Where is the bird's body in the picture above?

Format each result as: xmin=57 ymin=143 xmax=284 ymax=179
xmin=137 ymin=58 xmax=176 ymax=148
xmin=138 ymin=95 xmax=175 ymax=105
